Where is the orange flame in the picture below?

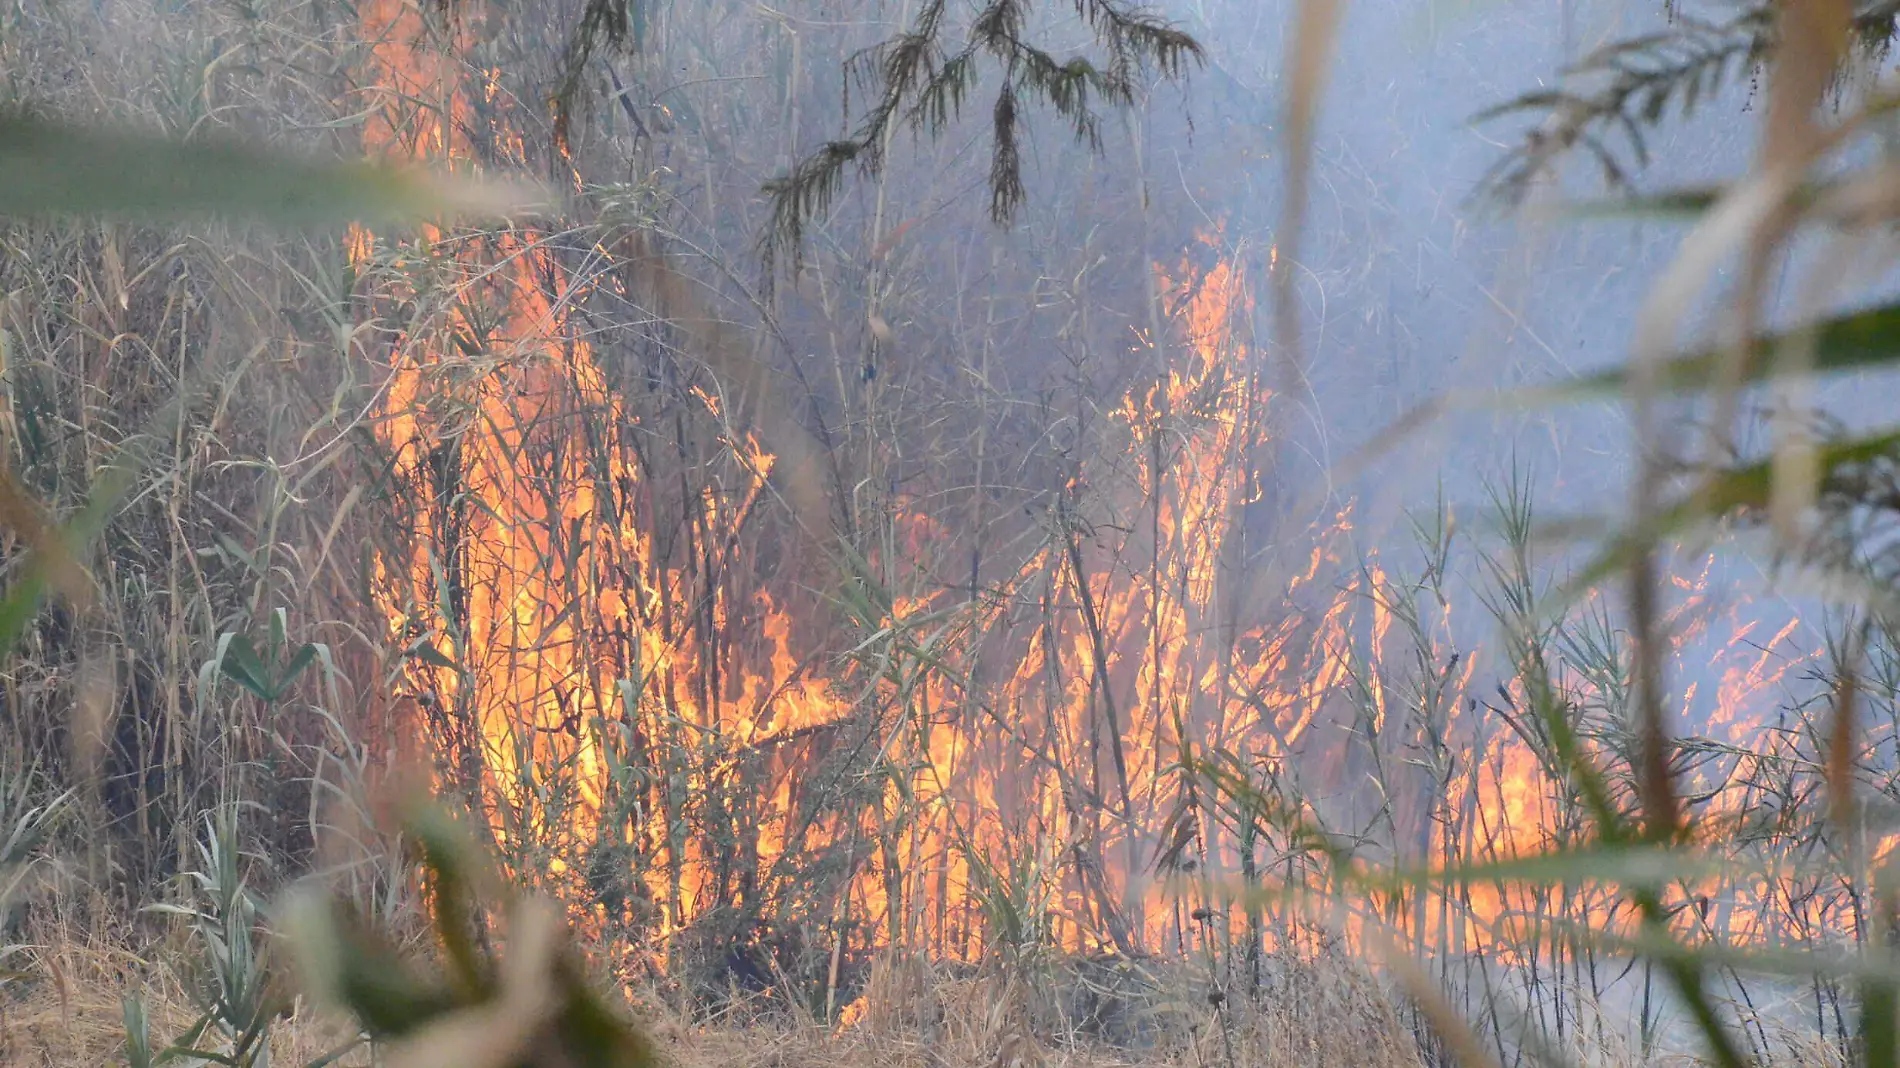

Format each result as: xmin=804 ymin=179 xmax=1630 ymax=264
xmin=351 ymin=3 xmax=1819 ymax=984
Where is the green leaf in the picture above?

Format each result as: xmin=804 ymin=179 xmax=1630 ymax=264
xmin=219 ymin=635 xmax=276 ymax=703
xmin=1203 ymin=842 xmax=1725 ymax=916
xmin=407 ymin=641 xmax=461 ymax=671
xmin=0 ymin=453 xmax=138 ymax=659
xmin=1512 ymin=301 xmax=1900 ymax=404
xmin=283 ymin=893 xmax=461 ymax=1039
xmin=1555 ymin=428 xmax=1900 ymax=603
xmin=1565 ymin=187 xmax=1726 ymax=219
xmin=0 ymin=114 xmax=543 ymax=225
xmin=1358 ymin=841 xmax=1726 ymax=895
xmin=279 ymin=643 xmax=318 ymax=693
xmin=406 ymin=802 xmax=495 ymax=993
xmin=0 ymin=570 xmax=51 ymax=665
xmin=1865 ymin=971 xmax=1899 ymax=1068
xmin=164 ymin=1009 xmax=218 ymax=1062
xmin=122 ymin=994 xmax=156 ymax=1068
xmin=1363 ymin=303 xmax=1900 ymax=483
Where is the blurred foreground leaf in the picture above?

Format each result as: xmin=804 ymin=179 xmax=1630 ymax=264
xmin=1358 ymin=300 xmax=1900 ymax=487
xmin=1512 ymin=300 xmax=1900 ymax=403
xmin=1551 ymin=429 xmax=1900 ymax=605
xmin=0 ymin=109 xmax=544 ymax=657
xmin=0 ymin=459 xmax=137 ymax=659
xmin=0 ymin=114 xmax=544 ymax=224
xmin=285 ymin=799 xmax=658 ymax=1068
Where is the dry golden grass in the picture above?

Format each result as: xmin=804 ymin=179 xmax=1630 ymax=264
xmin=0 ymin=922 xmax=1423 ymax=1068
xmin=620 ymin=947 xmax=1422 ymax=1068
xmin=0 ymin=918 xmax=347 ymax=1067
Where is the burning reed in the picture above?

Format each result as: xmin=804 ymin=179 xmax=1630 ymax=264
xmin=6 ymin=0 xmax=1900 ymax=1066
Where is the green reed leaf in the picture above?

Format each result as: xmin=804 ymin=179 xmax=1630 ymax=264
xmin=0 ymin=114 xmax=543 ymax=225
xmin=1524 ymin=300 xmax=1900 ymax=402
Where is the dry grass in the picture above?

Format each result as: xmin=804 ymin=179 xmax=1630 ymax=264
xmin=10 ymin=0 xmax=1900 ymax=1063
xmin=0 ymin=921 xmax=1422 ymax=1068
xmin=0 ymin=922 xmax=353 ymax=1067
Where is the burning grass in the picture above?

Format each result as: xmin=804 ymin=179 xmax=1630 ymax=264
xmin=10 ymin=0 xmax=1900 ymax=1065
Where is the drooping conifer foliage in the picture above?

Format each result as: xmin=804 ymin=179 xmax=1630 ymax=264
xmin=1478 ymin=0 xmax=1900 ymax=198
xmin=758 ymin=0 xmax=1204 ymax=271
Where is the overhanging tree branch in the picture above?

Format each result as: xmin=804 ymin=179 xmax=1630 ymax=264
xmin=760 ymin=0 xmax=1203 ymax=275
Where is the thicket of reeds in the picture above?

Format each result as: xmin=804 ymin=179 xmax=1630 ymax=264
xmin=5 ymin=0 xmax=1900 ymax=1067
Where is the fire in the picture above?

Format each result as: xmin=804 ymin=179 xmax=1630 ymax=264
xmin=837 ymin=231 xmax=1397 ymax=957
xmin=353 ymin=0 xmax=853 ymax=944
xmin=347 ymin=0 xmax=1822 ymax=995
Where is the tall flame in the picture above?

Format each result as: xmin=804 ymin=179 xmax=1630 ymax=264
xmin=350 ymin=0 xmax=1819 ymax=987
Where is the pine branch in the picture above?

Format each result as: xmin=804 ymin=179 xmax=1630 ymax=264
xmin=1477 ymin=0 xmax=1900 ymax=201
xmin=761 ymin=0 xmax=1204 ymax=274
xmin=990 ymin=80 xmax=1025 ymax=223
xmin=551 ymin=0 xmax=641 ymax=153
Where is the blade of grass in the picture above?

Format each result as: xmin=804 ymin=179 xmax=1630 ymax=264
xmin=0 ymin=114 xmax=544 ymax=224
